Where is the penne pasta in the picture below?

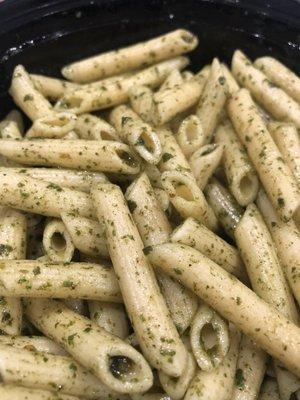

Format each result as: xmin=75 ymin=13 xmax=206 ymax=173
xmin=75 ymin=113 xmax=119 ymax=141
xmin=9 ymin=65 xmax=54 ymax=121
xmin=258 ymin=379 xmax=281 ymax=400
xmin=42 ymin=218 xmax=75 ymax=262
xmin=221 ymin=63 xmax=239 ymax=95
xmin=196 ymin=59 xmax=228 ymax=143
xmin=0 ymin=208 xmax=26 ymax=335
xmin=30 ymin=73 xmax=79 ymax=100
xmin=189 ymin=143 xmax=224 ymax=190
xmin=175 ymin=114 xmax=205 ymax=158
xmin=268 ymin=122 xmax=300 ymax=183
xmin=91 ymin=182 xmax=188 ymax=376
xmin=190 ymin=303 xmax=229 ymax=370
xmin=61 ymin=213 xmax=109 ymax=258
xmin=0 ymin=259 xmax=121 ymax=301
xmin=5 ymin=109 xmax=24 ymax=134
xmin=26 ymin=112 xmax=77 ymax=139
xmin=227 ymin=88 xmax=300 ymax=224
xmin=62 ymin=29 xmax=197 ymax=83
xmin=171 ymin=217 xmax=247 ymax=282
xmin=62 ymin=130 xmax=79 ymax=139
xmin=0 ymin=334 xmax=67 ymax=356
xmin=215 ymin=119 xmax=259 ymax=206
xmin=56 ymin=57 xmax=189 ymax=114
xmin=0 ymin=120 xmax=22 ymax=140
xmin=153 ymin=187 xmax=170 ymax=212
xmin=0 ymin=139 xmax=140 ymax=174
xmin=25 ymin=298 xmax=153 ymax=393
xmin=182 ymin=70 xmax=195 ymax=81
xmin=0 ymin=385 xmax=81 ymax=400
xmin=254 ymin=56 xmax=300 ymax=103
xmin=147 ymin=243 xmax=300 ymax=376
xmin=129 ymin=85 xmax=154 ymax=123
xmin=64 ymin=299 xmax=87 ymax=315
xmin=159 ymin=69 xmax=183 ymax=91
xmin=110 ymin=105 xmax=162 ymax=164
xmin=231 ymin=51 xmax=300 ymax=128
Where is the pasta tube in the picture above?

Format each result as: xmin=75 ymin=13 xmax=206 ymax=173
xmin=26 ymin=112 xmax=77 ymax=139
xmin=0 ymin=120 xmax=22 ymax=140
xmin=125 ymin=173 xmax=198 ymax=334
xmin=0 ymin=385 xmax=80 ymax=400
xmin=0 ymin=167 xmax=107 ymax=193
xmin=62 ymin=130 xmax=79 ymax=139
xmin=9 ymin=65 xmax=54 ymax=121
xmin=30 ymin=73 xmax=79 ymax=100
xmin=64 ymin=299 xmax=87 ymax=315
xmin=110 ymin=105 xmax=162 ymax=164
xmin=75 ymin=113 xmax=119 ymax=141
xmin=175 ymin=115 xmax=205 ymax=158
xmin=254 ymin=56 xmax=300 ymax=103
xmin=25 ymin=298 xmax=153 ymax=393
xmin=0 ymin=170 xmax=94 ymax=218
xmin=0 ymin=343 xmax=123 ymax=399
xmin=227 ymin=88 xmax=300 ymax=224
xmin=215 ymin=119 xmax=259 ymax=206
xmin=91 ymin=183 xmax=188 ymax=376
xmin=232 ymin=335 xmax=267 ymax=400
xmin=56 ymin=57 xmax=189 ymax=114
xmin=152 ymin=67 xmax=210 ymax=125
xmin=0 ymin=208 xmax=26 ymax=335
xmin=159 ymin=69 xmax=183 ymax=91
xmin=62 ymin=29 xmax=197 ymax=82
xmin=42 ymin=218 xmax=75 ymax=262
xmin=204 ymin=178 xmax=243 ymax=238
xmin=275 ymin=364 xmax=300 ymax=400
xmin=0 ymin=259 xmax=121 ymax=301
xmin=147 ymin=243 xmax=300 ymax=376
xmin=196 ymin=59 xmax=228 ymax=143
xmin=88 ymin=301 xmax=129 ymax=339
xmin=268 ymin=122 xmax=300 ymax=183
xmin=190 ymin=303 xmax=229 ymax=370
xmin=258 ymin=379 xmax=281 ymax=400
xmin=61 ymin=213 xmax=109 ymax=258
xmin=153 ymin=188 xmax=170 ymax=212
xmin=221 ymin=63 xmax=239 ymax=95
xmin=0 ymin=139 xmax=140 ymax=174
xmin=0 ymin=334 xmax=67 ymax=356
xmin=5 ymin=109 xmax=24 ymax=134
xmin=231 ymin=51 xmax=300 ymax=128
xmin=129 ymin=85 xmax=154 ymax=123
xmin=256 ymin=189 xmax=300 ymax=307
xmin=184 ymin=325 xmax=241 ymax=400
xmin=189 ymin=144 xmax=224 ymax=189
xmin=171 ymin=217 xmax=247 ymax=282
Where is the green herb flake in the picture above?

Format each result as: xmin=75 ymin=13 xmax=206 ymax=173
xmin=235 ymin=368 xmax=245 ymax=390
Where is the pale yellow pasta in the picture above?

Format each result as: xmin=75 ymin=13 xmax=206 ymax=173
xmin=171 ymin=217 xmax=247 ymax=282
xmin=182 ymin=70 xmax=195 ymax=81
xmin=221 ymin=63 xmax=239 ymax=95
xmin=91 ymin=183 xmax=188 ymax=377
xmin=184 ymin=325 xmax=241 ymax=400
xmin=26 ymin=112 xmax=77 ymax=139
xmin=142 ymin=162 xmax=163 ymax=188
xmin=161 ymin=170 xmax=219 ymax=231
xmin=1 ymin=167 xmax=107 ymax=193
xmin=110 ymin=105 xmax=162 ymax=164
xmin=125 ymin=173 xmax=198 ymax=334
xmin=256 ymin=189 xmax=300 ymax=307
xmin=5 ymin=109 xmax=24 ymax=134
xmin=0 ymin=385 xmax=81 ymax=400
xmin=64 ymin=299 xmax=87 ymax=315
xmin=0 ymin=334 xmax=67 ymax=356
xmin=196 ymin=59 xmax=228 ymax=143
xmin=153 ymin=188 xmax=170 ymax=212
xmin=0 ymin=259 xmax=121 ymax=301
xmin=131 ymin=394 xmax=170 ymax=400
xmin=147 ymin=243 xmax=300 ymax=376
xmin=159 ymin=69 xmax=183 ymax=91
xmin=75 ymin=113 xmax=119 ymax=141
xmin=275 ymin=364 xmax=300 ymax=400
xmin=258 ymin=379 xmax=281 ymax=400
xmin=0 ymin=343 xmax=122 ymax=399
xmin=268 ymin=122 xmax=300 ymax=183
xmin=152 ymin=67 xmax=210 ymax=126
xmin=62 ymin=29 xmax=197 ymax=82
xmin=61 ymin=212 xmax=109 ymax=258
xmin=0 ymin=208 xmax=26 ymax=335
xmin=190 ymin=303 xmax=229 ymax=370
xmin=232 ymin=335 xmax=267 ymax=400
xmin=158 ymin=351 xmax=197 ymax=400
xmin=254 ymin=56 xmax=300 ymax=103
xmin=9 ymin=65 xmax=54 ymax=121
xmin=232 ymin=51 xmax=300 ymax=128
xmin=62 ymin=130 xmax=79 ymax=139
xmin=215 ymin=119 xmax=259 ymax=206
xmin=88 ymin=301 xmax=129 ymax=339
xmin=42 ymin=218 xmax=75 ymax=262
xmin=56 ymin=57 xmax=189 ymax=114
xmin=0 ymin=170 xmax=95 ymax=218
xmin=25 ymin=298 xmax=153 ymax=393
xmin=129 ymin=85 xmax=154 ymax=123
xmin=189 ymin=143 xmax=224 ymax=189
xmin=227 ymin=88 xmax=300 ymax=224
xmin=0 ymin=139 xmax=140 ymax=174
xmin=30 ymin=73 xmax=79 ymax=100
xmin=0 ymin=120 xmax=22 ymax=139
xmin=175 ymin=115 xmax=205 ymax=158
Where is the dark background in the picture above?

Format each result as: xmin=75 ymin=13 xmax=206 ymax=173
xmin=0 ymin=0 xmax=299 ymax=117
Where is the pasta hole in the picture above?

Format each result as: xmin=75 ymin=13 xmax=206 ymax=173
xmin=51 ymin=232 xmax=67 ymax=252
xmin=185 ymin=120 xmax=199 ymax=142
xmin=109 ymin=356 xmax=136 ymax=381
xmin=116 ymin=149 xmax=139 ymax=168
xmin=100 ymin=130 xmax=115 ymax=140
xmin=200 ymin=323 xmax=218 ymax=357
xmin=174 ymin=182 xmax=194 ymax=201
xmin=239 ymin=173 xmax=255 ymax=198
xmin=137 ymin=130 xmax=155 ymax=154
xmin=60 ymin=96 xmax=83 ymax=110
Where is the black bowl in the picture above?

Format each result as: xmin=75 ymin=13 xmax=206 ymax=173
xmin=0 ymin=0 xmax=299 ymax=118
